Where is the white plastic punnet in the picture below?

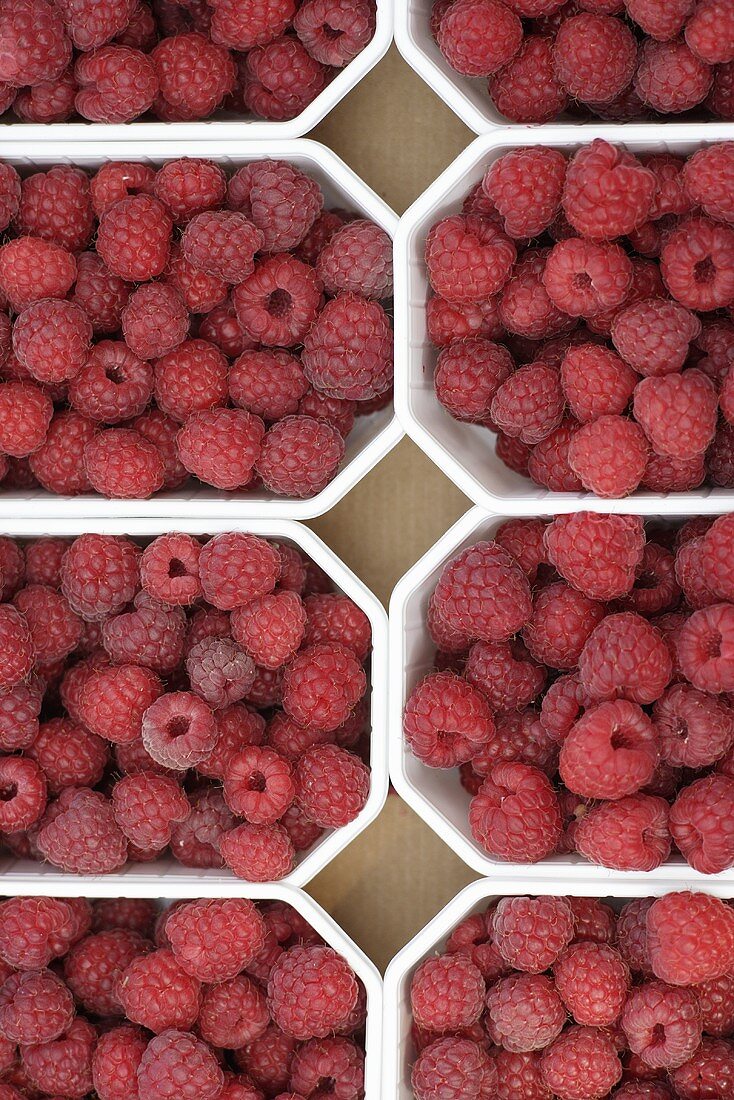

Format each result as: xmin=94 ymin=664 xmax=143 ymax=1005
xmin=0 ymin=137 xmax=402 ymax=519
xmin=395 ymin=124 xmax=734 ymax=516
xmin=0 ymin=516 xmax=388 ymax=891
xmin=384 ymin=876 xmax=733 ymax=1099
xmin=389 ymin=505 xmax=734 ymax=883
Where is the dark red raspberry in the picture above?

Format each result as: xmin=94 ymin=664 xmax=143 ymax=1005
xmin=13 ymin=583 xmax=81 ymax=661
xmin=154 ymin=158 xmax=227 ymax=224
xmin=199 ymin=296 xmax=254 ymax=356
xmin=294 ymin=0 xmax=374 ymax=64
xmin=0 ymin=0 xmax=71 ymax=87
xmin=434 ymin=540 xmax=532 ymax=642
xmin=289 ymin=1036 xmax=365 ymax=1099
xmin=410 ymin=952 xmax=484 ymax=1032
xmin=491 ymin=895 xmax=573 ymax=974
xmin=177 ymin=407 xmax=265 ymax=490
xmin=0 ymin=237 xmax=76 ymax=313
xmin=686 ymin=0 xmax=734 ymax=63
xmin=527 ymin=418 xmax=582 ymax=492
xmin=17 ymin=166 xmax=94 ymax=253
xmin=220 ymin=820 xmax=295 ymax=880
xmin=0 ymin=968 xmax=72 ymax=1047
xmin=152 ymin=32 xmax=235 ymax=120
xmin=234 ymin=255 xmax=322 ymax=349
xmin=499 ymin=249 xmax=574 ymax=340
xmin=625 ymin=0 xmax=693 ymax=38
xmin=84 ymin=427 xmax=165 ymax=499
xmin=20 ymin=1016 xmax=95 ymax=1098
xmin=182 ymin=211 xmax=263 ymax=284
xmin=234 ymin=1023 xmax=297 ymax=1094
xmin=0 ymin=162 xmax=19 ymax=233
xmin=170 ymin=787 xmax=234 ymax=868
xmin=670 ymin=773 xmax=734 ymax=874
xmin=635 ymin=38 xmax=713 ymax=113
xmin=137 ymin=1029 xmax=224 ymax=1100
xmin=296 ymin=209 xmax=347 ymax=267
xmin=185 ymin=605 xmax=232 ymax=655
xmin=267 ymin=943 xmax=358 ymax=1040
xmin=69 ymin=341 xmax=153 ymax=424
xmin=121 ymin=282 xmax=189 ymax=361
xmin=616 ymin=897 xmax=655 ymax=977
xmin=231 ymin=590 xmax=306 ymax=669
xmin=302 ymin=592 xmax=370 ymax=661
xmin=294 ymin=743 xmax=369 ymax=827
xmin=655 ymin=683 xmax=734 ymax=768
xmin=540 ymin=1025 xmax=622 ymax=1099
xmin=489 ymin=32 xmax=568 ymax=121
xmin=543 ymin=237 xmax=632 ymax=317
xmin=256 ymin=415 xmax=346 ymax=498
xmin=491 ymin=362 xmax=564 ymax=445
xmin=37 ymin=787 xmax=127 ymax=874
xmin=97 ymin=195 xmax=172 ymax=282
xmin=74 ymin=45 xmax=158 ymax=122
xmin=693 ymin=971 xmax=734 ymax=1037
xmin=71 ymin=251 xmax=131 ymax=337
xmin=229 ymin=349 xmax=309 ymax=422
xmin=243 ymin=37 xmax=329 ymax=121
xmin=186 ymin=635 xmax=256 ymax=708
xmin=426 ymin=214 xmax=516 ymax=303
xmin=648 ymin=891 xmax=734 ymax=986
xmin=469 ymin=761 xmax=562 ymax=862
xmin=611 ymin=298 xmax=701 ymax=377
xmin=199 ymin=974 xmax=269 ymax=1047
xmin=92 ymin=1025 xmax=147 ymax=1100
xmin=13 ymin=299 xmax=92 ymax=385
xmin=199 ymin=532 xmax=281 ymax=610
xmin=568 ymin=414 xmax=650 ymax=497
xmin=403 ymin=671 xmax=494 ymax=767
xmin=140 ymin=533 xmax=202 ymax=606
xmin=676 ymin=603 xmax=734 ymax=692
xmin=661 ymin=216 xmax=734 ymax=311
xmin=64 ymin=927 xmax=150 ymax=1016
xmin=103 ymin=595 xmax=186 ymax=673
xmin=93 ymin=897 xmax=156 ymax=936
xmin=317 ymin=220 xmax=392 ymax=299
xmin=560 ymin=698 xmax=658 ymax=799
xmin=553 ymin=13 xmax=636 ymax=104
xmin=90 ymin=161 xmax=155 ymax=216
xmin=563 ymin=140 xmax=655 ymax=241
xmin=141 ymin=690 xmax=217 ymax=770
xmin=282 ymin=643 xmax=365 ymax=731
xmin=0 ymin=382 xmax=53 ymax=457
xmin=55 ymin=0 xmax=136 ymax=49
xmin=523 ymin=582 xmax=604 ymax=669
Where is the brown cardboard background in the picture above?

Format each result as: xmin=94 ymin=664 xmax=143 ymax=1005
xmin=304 ymin=52 xmax=482 ymax=972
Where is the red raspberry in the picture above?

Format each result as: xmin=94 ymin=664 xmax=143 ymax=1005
xmin=0 ymin=237 xmax=76 ymax=313
xmin=655 ymin=683 xmax=734 ymax=767
xmin=543 ymin=238 xmax=632 ymax=317
xmin=527 ymin=418 xmax=582 ymax=492
xmin=71 ymin=251 xmax=130 ymax=337
xmin=185 ymin=606 xmax=231 ymax=656
xmin=486 ymin=972 xmax=565 ymax=1052
xmin=170 ymin=787 xmax=234 ymax=868
xmin=199 ymin=976 xmax=269 ymax=1048
xmin=489 ymin=32 xmax=569 ymax=122
xmin=139 ymin=533 xmax=201 ymax=606
xmin=93 ymin=898 xmax=156 ymax=936
xmin=470 ymin=705 xmax=557 ymax=776
xmin=294 ymin=0 xmax=374 ymax=64
xmin=616 ymin=897 xmax=654 ymax=976
xmin=231 ymin=591 xmax=306 ymax=669
xmin=553 ymin=13 xmax=636 ymax=104
xmin=643 ymin=451 xmax=705 ymax=492
xmin=294 ymin=743 xmax=369 ymax=827
xmin=55 ymin=0 xmax=136 ymax=49
xmin=436 ymin=0 xmax=521 ymax=76
xmin=154 ymin=340 xmax=227 ymax=425
xmin=186 ymin=635 xmax=256 ymax=708
xmin=302 ymin=592 xmax=370 ymax=661
xmin=687 ymin=0 xmax=734 ymax=63
xmin=540 ymin=1025 xmax=621 ymax=1099
xmin=103 ymin=595 xmax=186 ymax=673
xmin=491 ymin=895 xmax=574 ymax=974
xmin=121 ymin=283 xmax=189 ymax=362
xmin=29 ymin=716 xmax=108 ymax=793
xmin=491 ymin=363 xmax=564 ymax=445
xmin=14 ymin=583 xmax=81 ymax=661
xmin=579 ymin=612 xmax=672 ymax=705
xmin=493 ymin=517 xmax=548 ymax=583
xmin=178 ymin=406 xmax=264 ymax=490
xmin=74 ymin=44 xmax=157 ymax=122
xmin=289 ymin=1036 xmax=364 ymax=1099
xmin=199 ymin=532 xmax=280 ymax=611
xmin=13 ymin=299 xmax=92 ymax=386
xmin=499 ymin=249 xmax=573 ymax=340
xmin=164 ymin=244 xmax=227 ymax=315
xmin=69 ymin=341 xmax=153 ymax=424
xmin=649 ymin=892 xmax=734 ymax=986
xmin=181 ymin=211 xmax=263 ymax=285
xmin=708 ymin=421 xmax=734 ymax=485
xmin=296 ymin=209 xmax=347 ymax=267
xmin=611 ymin=299 xmax=701 ymax=380
xmin=560 ymin=698 xmax=658 ymax=798
xmin=141 ymin=690 xmax=216 ymax=771
xmin=0 ymin=897 xmax=73 ymax=969
xmin=701 ymin=514 xmax=734 ymax=601
xmin=464 ymin=639 xmax=546 ymax=712
xmin=404 ymin=671 xmax=494 ymax=767
xmin=0 ymin=0 xmax=71 ymax=86
xmin=670 ymin=773 xmax=734 ymax=874
xmin=0 ymin=382 xmax=53 ymax=457
xmin=426 ymin=215 xmax=516 ymax=303
xmin=494 ymin=1049 xmax=550 ymax=1099
xmin=0 ymin=755 xmax=46 ymax=832
xmin=670 ymin=1037 xmax=734 ymax=1099
xmin=255 ymin=415 xmax=345 ymax=498
xmin=165 ymin=898 xmax=266 ymax=983
xmin=470 ymin=761 xmax=562 ymax=862
xmin=199 ymin=703 xmax=265 ymax=779
xmin=235 ymin=256 xmax=322 ymax=349
xmin=483 ymin=147 xmax=565 ymax=239
xmin=137 ymin=1029 xmax=224 ymax=1100
xmin=635 ymin=38 xmax=712 ymax=113
xmin=17 ymin=166 xmax=94 ymax=253
xmin=37 ymin=787 xmax=127 ymax=874
xmin=621 ymin=981 xmax=701 ymax=1071
xmin=267 ymin=943 xmax=357 ymax=1040
xmin=0 ymin=967 xmax=70 ymax=1047
xmin=524 ymin=583 xmax=604 ymax=673
xmin=316 ymin=220 xmax=392 ymax=300
xmin=553 ymin=942 xmax=629 ymax=1028
xmin=90 ymin=161 xmax=155 ymax=216
xmin=154 ymin=158 xmax=227 ymax=224
xmin=427 ymin=294 xmax=502 ymax=347
xmin=20 ymin=1017 xmax=95 ymax=1098
xmin=625 ymin=0 xmax=693 ymax=38
xmin=233 ymin=1023 xmax=297 ymax=1093
xmin=243 ymin=36 xmax=329 ymax=120
xmin=152 ymin=32 xmax=235 ymax=119
xmin=0 ymin=675 xmax=43 ymax=751
xmin=634 ymin=369 xmax=718 ymax=460
xmin=64 ymin=927 xmax=149 ymax=1016
xmin=677 ymin=603 xmax=734 ymax=692
xmin=0 ymin=604 xmax=34 ymax=692
xmin=84 ymin=427 xmax=165 ymax=498
xmin=412 ymin=1037 xmax=494 ymax=1100
xmin=410 ymin=953 xmax=485 ymax=1032
xmin=97 ymin=194 xmax=172 ymax=282
xmin=568 ymin=415 xmax=649 ymax=497
xmin=209 ymin=0 xmax=295 ymax=49
xmin=116 ymin=948 xmax=200 ymax=1031
xmin=434 ymin=540 xmax=532 ymax=642
xmin=563 ymin=141 xmax=655 ymax=241
xmin=663 ymin=215 xmax=734 ymax=311
xmin=574 ymin=793 xmax=671 ymax=871
xmin=692 ymin=971 xmax=734 ymax=1037
xmin=0 ymin=162 xmax=19 ymax=232
xmin=282 ymin=643 xmax=365 ymax=732
xmin=112 ymin=773 xmax=190 ymax=850
xmin=683 ymin=143 xmax=734 ymax=225
xmin=92 ymin=1025 xmax=147 ymax=1100
xmin=220 ymin=820 xmax=295 ymax=879
xmin=230 ymin=349 xmax=308 ymax=422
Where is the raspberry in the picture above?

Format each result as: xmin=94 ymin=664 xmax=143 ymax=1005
xmin=616 ymin=897 xmax=654 ymax=976
xmin=553 ymin=13 xmax=636 ymax=104
xmin=165 ymin=898 xmax=266 ymax=983
xmin=638 ymin=369 xmax=717 ymax=459
xmin=635 ymin=38 xmax=713 ymax=113
xmin=268 ymin=944 xmax=358 ymax=1040
xmin=97 ymin=195 xmax=172 ymax=282
xmin=227 ymin=165 xmax=317 ymax=255
xmin=0 ymin=675 xmax=43 ymax=751
xmin=469 ymin=761 xmax=562 ymax=862
xmin=13 ymin=584 xmax=81 ymax=662
xmin=141 ymin=691 xmax=217 ymax=770
xmin=677 ymin=603 xmax=734 ymax=692
xmin=491 ymin=363 xmax=564 ymax=445
xmin=560 ymin=345 xmax=636 ymax=425
xmin=0 ymin=162 xmax=19 ymax=232
xmin=683 ymin=143 xmax=734 ymax=225
xmin=20 ymin=1017 xmax=95 ymax=1099
xmin=234 ymin=257 xmax=321 ymax=350
xmin=121 ymin=283 xmax=189 ymax=361
xmin=234 ymin=1023 xmax=297 ymax=1094
xmin=170 ymin=787 xmax=234 ymax=868
xmin=621 ymin=981 xmax=701 ymax=1071
xmin=210 ymin=0 xmax=295 ymax=49
xmin=302 ymin=593 xmax=370 ymax=661
xmin=553 ymin=942 xmax=629 ymax=1028
xmin=648 ymin=891 xmax=734 ymax=986
xmin=486 ymin=972 xmax=565 ymax=1052
xmin=494 ymin=517 xmax=548 ymax=582
xmin=611 ymin=298 xmax=701 ymax=378
xmin=692 ymin=971 xmax=734 ymax=1037
xmin=185 ymin=606 xmax=232 ymax=655
xmin=0 ymin=604 xmax=34 ymax=691
xmin=403 ymin=671 xmax=495 ymax=767
xmin=92 ymin=1025 xmax=147 ymax=1100
xmin=709 ymin=421 xmax=734 ymax=485
xmin=199 ymin=975 xmax=269 ymax=1047
xmin=198 ymin=296 xmax=253 ymax=356
xmin=436 ymin=0 xmax=522 ymax=76
xmin=84 ymin=427 xmax=165 ymax=499
xmin=670 ymin=773 xmax=734 ymax=874
xmin=498 ymin=249 xmax=573 ymax=339
xmin=140 ymin=533 xmax=202 ymax=606
xmin=152 ymin=33 xmax=235 ymax=119
xmin=317 ymin=220 xmax=392 ymax=299
xmin=37 ymin=787 xmax=128 ymax=874
xmin=0 ymin=896 xmax=75 ymax=968
xmin=178 ymin=406 xmax=264 ymax=489
xmin=112 ymin=773 xmax=190 ymax=850
xmin=289 ymin=1036 xmax=364 ymax=1099
xmin=483 ymin=147 xmax=565 ymax=239
xmin=137 ymin=1030 xmax=224 ymax=1100
xmin=625 ymin=0 xmax=693 ymax=38
xmin=154 ymin=158 xmax=227 ymax=224
xmin=29 ymin=715 xmax=108 ymax=792
xmin=464 ymin=639 xmax=546 ymax=713
xmin=540 ymin=1025 xmax=622 ymax=1099
xmin=568 ymin=415 xmax=649 ymax=497
xmin=434 ymin=540 xmax=532 ymax=642
xmin=116 ymin=949 xmax=200 ymax=1031
xmin=428 ymin=293 xmax=503 ymax=346
xmin=71 ymin=252 xmax=131 ymax=336
xmin=655 ymin=683 xmax=734 ymax=767
xmin=293 ymin=0 xmax=374 ymax=64
xmin=0 ymin=237 xmax=76 ymax=313
xmin=410 ymin=953 xmax=485 ymax=1032
xmin=256 ymin=415 xmax=346 ymax=498
xmin=670 ymin=1037 xmax=734 ymax=1099
xmin=229 ymin=349 xmax=309 ymax=422
xmin=489 ymin=33 xmax=569 ymax=122
xmin=579 ymin=612 xmax=672 ymax=705
xmin=296 ymin=209 xmax=347 ymax=267
xmin=55 ymin=0 xmax=136 ymax=49
xmin=563 ymin=141 xmax=655 ymax=241
xmin=527 ymin=418 xmax=582 ymax=492
xmin=93 ymin=898 xmax=156 ymax=936
xmin=0 ymin=382 xmax=53 ymax=456
xmin=574 ymin=793 xmax=671 ymax=871
xmin=0 ymin=756 xmax=46 ymax=832
xmin=13 ymin=299 xmax=92 ymax=385
xmin=69 ymin=341 xmax=153 ymax=424
xmin=74 ymin=45 xmax=158 ymax=122
xmin=17 ymin=166 xmax=94 ymax=254
xmin=220 ymin=820 xmax=295 ymax=880
xmin=102 ymin=595 xmax=186 ymax=673
xmin=243 ymin=37 xmax=329 ymax=121
xmin=294 ymin=743 xmax=369 ymax=827
xmin=164 ymin=244 xmax=227 ymax=314
xmin=701 ymin=514 xmax=734 ymax=601
xmin=63 ymin=928 xmax=149 ymax=1016
xmin=543 ymin=238 xmax=632 ymax=317
xmin=199 ymin=532 xmax=281 ymax=610
xmin=231 ymin=590 xmax=306 ymax=668
xmin=426 ymin=215 xmax=516 ymax=303
xmin=664 ymin=215 xmax=734 ymax=312
xmin=199 ymin=703 xmax=265 ymax=779
xmin=182 ymin=211 xmax=263 ymax=284
xmin=186 ymin=635 xmax=256 ymax=708
xmin=688 ymin=0 xmax=734 ymax=64
xmin=560 ymin=698 xmax=658 ymax=798
xmin=282 ymin=643 xmax=365 ymax=732
xmin=90 ymin=162 xmax=155 ymax=216
xmin=492 ymin=895 xmax=574 ymax=973
xmin=0 ymin=0 xmax=71 ymax=87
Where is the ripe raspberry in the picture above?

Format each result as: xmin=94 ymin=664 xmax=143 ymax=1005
xmin=553 ymin=942 xmax=629 ymax=1029
xmin=243 ymin=37 xmax=329 ymax=121
xmin=233 ymin=255 xmax=322 ymax=349
xmin=97 ymin=195 xmax=172 ymax=282
xmin=165 ymin=898 xmax=266 ymax=983
xmin=199 ymin=975 xmax=269 ymax=1048
xmin=0 ymin=237 xmax=76 ymax=313
xmin=574 ymin=793 xmax=671 ymax=871
xmin=256 ymin=415 xmax=346 ymax=498
xmin=199 ymin=531 xmax=281 ymax=610
xmin=683 ymin=143 xmax=734 ymax=225
xmin=112 ymin=773 xmax=190 ymax=850
xmin=0 ymin=162 xmax=19 ymax=232
xmin=102 ymin=595 xmax=186 ymax=673
xmin=268 ymin=943 xmax=358 ymax=1040
xmin=317 ymin=220 xmax=392 ymax=299
xmin=486 ymin=972 xmax=565 ymax=1052
xmin=403 ymin=671 xmax=495 ymax=767
xmin=282 ymin=643 xmax=365 ymax=732
xmin=294 ymin=743 xmax=369 ymax=827
xmin=410 ymin=953 xmax=485 ymax=1032
xmin=301 ymin=592 xmax=370 ymax=662
xmin=560 ymin=344 xmax=636 ymax=426
xmin=412 ymin=1037 xmax=494 ymax=1100
xmin=152 ymin=32 xmax=235 ymax=119
xmin=700 ymin=514 xmax=734 ymax=602
xmin=648 ymin=891 xmax=734 ymax=987
xmin=464 ymin=639 xmax=546 ymax=713
xmin=199 ymin=703 xmax=265 ymax=779
xmin=186 ymin=635 xmax=256 ymax=708
xmin=294 ymin=0 xmax=374 ymax=64
xmin=616 ymin=897 xmax=654 ymax=977
xmin=0 ymin=967 xmax=71 ymax=1046
xmin=611 ymin=298 xmax=701 ymax=378
xmin=13 ymin=583 xmax=81 ymax=662
xmin=74 ymin=45 xmax=158 ymax=122
xmin=708 ymin=421 xmax=734 ymax=485
xmin=140 ymin=533 xmax=202 ymax=606
xmin=137 ymin=1029 xmax=224 ymax=1100
xmin=84 ymin=427 xmax=165 ymax=499
xmin=492 ymin=895 xmax=574 ymax=973
xmin=563 ymin=141 xmax=655 ymax=241
xmin=296 ymin=209 xmax=347 ymax=267
xmin=178 ymin=407 xmax=265 ymax=491
xmin=93 ymin=898 xmax=156 ymax=936
xmin=670 ymin=773 xmax=734 ymax=874
xmin=164 ymin=244 xmax=227 ymax=314
xmin=90 ymin=161 xmax=155 ymax=216
xmin=579 ymin=612 xmax=672 ymax=705
xmin=0 ymin=755 xmax=46 ymax=832
xmin=0 ymin=604 xmax=34 ymax=692
xmin=436 ymin=0 xmax=522 ymax=76
xmin=540 ymin=673 xmax=587 ymax=743
xmin=55 ymin=0 xmax=136 ymax=49
xmin=568 ymin=415 xmax=649 ymax=497
xmin=483 ymin=147 xmax=565 ymax=239
xmin=121 ymin=283 xmax=189 ymax=361
xmin=637 ymin=369 xmax=717 ymax=459
xmin=182 ymin=211 xmax=263 ymax=284
xmin=141 ymin=691 xmax=217 ymax=770
xmin=553 ymin=13 xmax=636 ymax=105
xmin=37 ymin=787 xmax=127 ymax=874
xmin=686 ymin=0 xmax=734 ymax=63
xmin=20 ymin=1016 xmax=95 ymax=1098
xmin=621 ymin=981 xmax=701 ymax=1071
xmin=69 ymin=341 xmax=153 ymax=424
xmin=71 ymin=251 xmax=131 ymax=337
xmin=692 ymin=971 xmax=734 ymax=1037
xmin=635 ymin=38 xmax=713 ymax=113
xmin=63 ymin=928 xmax=150 ymax=1016
xmin=624 ymin=0 xmax=693 ymax=38
xmin=0 ymin=0 xmax=71 ymax=87
xmin=170 ymin=787 xmax=234 ymax=868
xmin=491 ymin=363 xmax=564 ymax=445
xmin=185 ymin=606 xmax=232 ymax=655
xmin=498 ymin=249 xmax=573 ymax=340
xmin=493 ymin=517 xmax=547 ymax=583
xmin=13 ymin=299 xmax=92 ymax=385
xmin=469 ymin=761 xmax=562 ymax=862
xmin=543 ymin=238 xmax=632 ymax=317
xmin=17 ymin=166 xmax=94 ymax=253
xmin=92 ymin=1025 xmax=147 ymax=1100
xmin=154 ymin=158 xmax=227 ymax=224
xmin=540 ymin=1025 xmax=622 ymax=1099
xmin=0 ymin=382 xmax=53 ymax=457
xmin=677 ymin=603 xmax=734 ymax=692
xmin=116 ymin=948 xmax=200 ymax=1032
xmin=663 ymin=215 xmax=734 ymax=311
xmin=655 ymin=683 xmax=734 ymax=768
xmin=527 ymin=418 xmax=583 ymax=492
xmin=489 ymin=33 xmax=569 ymax=122
xmin=231 ymin=590 xmax=306 ymax=669
xmin=289 ymin=1037 xmax=365 ymax=1099
xmin=560 ymin=699 xmax=658 ymax=799
xmin=210 ymin=0 xmax=295 ymax=50
xmin=434 ymin=540 xmax=532 ymax=642
xmin=220 ymin=820 xmax=295 ymax=880
xmin=425 ymin=215 xmax=516 ymax=303
xmin=229 ymin=349 xmax=309 ymax=422
xmin=0 ymin=675 xmax=43 ymax=751
xmin=670 ymin=1037 xmax=734 ymax=1099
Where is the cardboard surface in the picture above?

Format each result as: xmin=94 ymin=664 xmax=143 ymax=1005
xmin=307 ymin=52 xmax=481 ymax=971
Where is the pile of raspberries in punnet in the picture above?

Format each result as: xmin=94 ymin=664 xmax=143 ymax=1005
xmin=409 ymin=889 xmax=734 ymax=1100
xmin=428 ymin=139 xmax=734 ymax=498
xmin=0 ymin=0 xmax=378 ymax=123
xmin=431 ymin=0 xmax=734 ymax=123
xmin=0 ymin=530 xmax=373 ymax=880
xmin=0 ymin=156 xmax=394 ymax=500
xmin=0 ymin=894 xmax=369 ymax=1099
xmin=404 ymin=511 xmax=734 ymax=873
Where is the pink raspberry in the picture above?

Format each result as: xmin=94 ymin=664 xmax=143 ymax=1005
xmin=0 ymin=0 xmax=71 ymax=87
xmin=20 ymin=1017 xmax=95 ymax=1098
xmin=267 ymin=943 xmax=358 ymax=1040
xmin=92 ymin=1025 xmax=148 ymax=1100
xmin=579 ymin=612 xmax=672 ymax=705
xmin=0 ymin=237 xmax=76 ymax=313
xmin=97 ymin=194 xmax=172 ymax=282
xmin=154 ymin=158 xmax=227 ymax=224
xmin=317 ymin=220 xmax=392 ymax=300
xmin=220 ymin=820 xmax=295 ymax=880
xmin=568 ymin=415 xmax=649 ymax=497
xmin=294 ymin=0 xmax=375 ymax=64
xmin=636 ymin=369 xmax=717 ymax=459
xmin=491 ymin=363 xmax=564 ymax=445
xmin=648 ymin=891 xmax=734 ymax=985
xmin=426 ymin=214 xmax=516 ymax=303
xmin=670 ymin=773 xmax=734 ymax=874
xmin=199 ymin=975 xmax=269 ymax=1048
xmin=483 ymin=147 xmax=566 ymax=239
xmin=574 ymin=793 xmax=671 ymax=871
xmin=563 ymin=140 xmax=655 ymax=241
xmin=69 ymin=341 xmax=153 ymax=424
xmin=560 ymin=344 xmax=637 ymax=423
xmin=621 ymin=981 xmax=701 ymax=1070
xmin=412 ymin=1037 xmax=494 ymax=1100
xmin=411 ymin=953 xmax=485 ymax=1032
xmin=141 ymin=691 xmax=217 ymax=770
xmin=84 ymin=427 xmax=165 ymax=499
xmin=234 ymin=255 xmax=322 ymax=348
xmin=635 ymin=38 xmax=713 ymax=113
xmin=209 ymin=0 xmax=295 ymax=50
xmin=464 ymin=639 xmax=546 ymax=713
xmin=662 ymin=215 xmax=734 ymax=311
xmin=64 ymin=927 xmax=150 ymax=1016
xmin=229 ymin=349 xmax=309 ymax=422
xmin=436 ymin=0 xmax=522 ymax=76
xmin=121 ymin=283 xmax=189 ymax=361
xmin=543 ymin=237 xmax=632 ymax=317
xmin=74 ymin=45 xmax=158 ymax=122
xmin=177 ymin=407 xmax=265 ymax=491
xmin=540 ymin=1025 xmax=622 ymax=1099
xmin=294 ymin=743 xmax=369 ymax=827
xmin=487 ymin=972 xmax=565 ymax=1052
xmin=231 ymin=590 xmax=306 ymax=669
xmin=403 ymin=671 xmax=495 ymax=767
xmin=560 ymin=698 xmax=658 ymax=798
xmin=553 ymin=13 xmax=637 ymax=104
xmin=37 ymin=787 xmax=128 ymax=874
xmin=166 ymin=898 xmax=266 ymax=982
xmin=199 ymin=531 xmax=281 ymax=610
xmin=0 ymin=382 xmax=53 ymax=457
xmin=17 ymin=165 xmax=94 ymax=253
xmin=489 ymin=33 xmax=569 ymax=122
xmin=152 ymin=32 xmax=235 ymax=119
xmin=112 ymin=773 xmax=190 ymax=851
xmin=137 ymin=1030 xmax=224 ymax=1100
xmin=677 ymin=603 xmax=734 ymax=692
xmin=71 ymin=251 xmax=131 ymax=336
xmin=554 ymin=942 xmax=629 ymax=1028
xmin=243 ymin=37 xmax=329 ymax=121
xmin=492 ymin=895 xmax=574 ymax=973
xmin=256 ymin=415 xmax=346 ymax=498
xmin=469 ymin=761 xmax=562 ymax=862
xmin=13 ymin=299 xmax=92 ymax=385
